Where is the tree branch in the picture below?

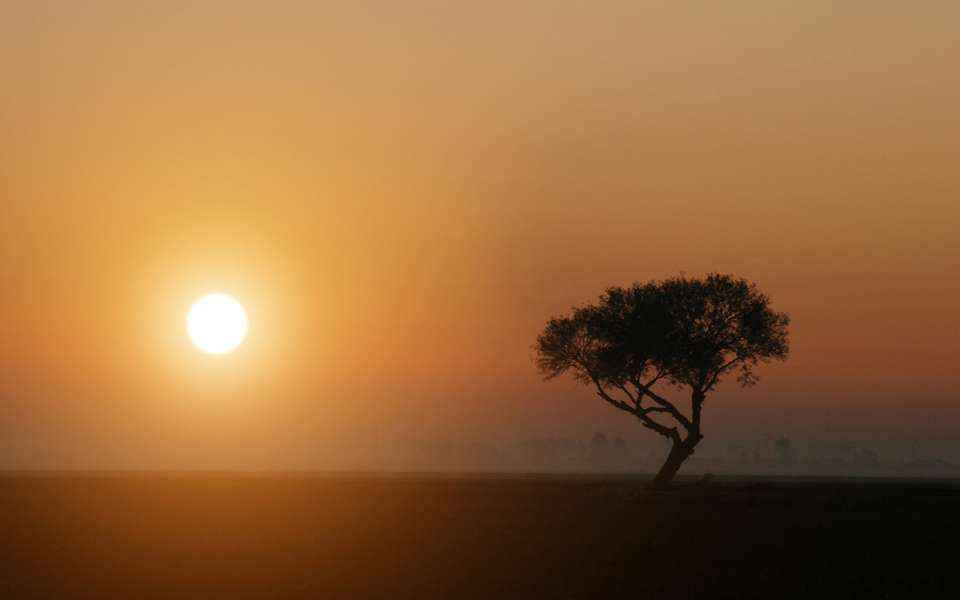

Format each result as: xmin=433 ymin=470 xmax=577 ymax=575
xmin=588 ymin=376 xmax=679 ymax=443
xmin=636 ymin=413 xmax=682 ymax=443
xmin=629 ymin=374 xmax=693 ymax=432
xmin=705 ymin=356 xmax=741 ymax=391
xmin=588 ymin=377 xmax=636 ymax=416
xmin=615 ymin=384 xmax=640 ymax=409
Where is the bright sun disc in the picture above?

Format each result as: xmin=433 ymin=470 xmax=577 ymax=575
xmin=187 ymin=293 xmax=248 ymax=354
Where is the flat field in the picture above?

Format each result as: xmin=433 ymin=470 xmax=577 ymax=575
xmin=2 ymin=474 xmax=957 ymax=598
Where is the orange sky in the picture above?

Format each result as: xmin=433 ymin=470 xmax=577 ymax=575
xmin=3 ymin=1 xmax=958 ymax=469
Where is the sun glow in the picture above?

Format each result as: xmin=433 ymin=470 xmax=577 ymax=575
xmin=187 ymin=293 xmax=248 ymax=354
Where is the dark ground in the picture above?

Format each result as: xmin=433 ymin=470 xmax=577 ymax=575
xmin=2 ymin=473 xmax=958 ymax=599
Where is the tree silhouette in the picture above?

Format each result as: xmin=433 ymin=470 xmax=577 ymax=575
xmin=535 ymin=274 xmax=789 ymax=487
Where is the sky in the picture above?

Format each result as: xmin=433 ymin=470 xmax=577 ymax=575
xmin=3 ymin=1 xmax=958 ymax=471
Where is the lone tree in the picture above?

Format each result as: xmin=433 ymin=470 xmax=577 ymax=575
xmin=535 ymin=274 xmax=789 ymax=487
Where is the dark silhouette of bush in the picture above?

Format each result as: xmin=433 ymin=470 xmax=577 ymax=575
xmin=535 ymin=274 xmax=789 ymax=486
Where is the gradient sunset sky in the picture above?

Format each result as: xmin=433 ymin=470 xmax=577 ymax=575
xmin=3 ymin=1 xmax=958 ymax=469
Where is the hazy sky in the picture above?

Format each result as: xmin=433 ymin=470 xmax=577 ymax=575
xmin=3 ymin=1 xmax=958 ymax=469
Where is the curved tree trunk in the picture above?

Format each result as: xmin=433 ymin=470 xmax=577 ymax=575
xmin=651 ymin=390 xmax=706 ymax=488
xmin=651 ymin=436 xmax=700 ymax=488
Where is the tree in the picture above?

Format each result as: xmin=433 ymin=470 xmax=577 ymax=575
xmin=535 ymin=274 xmax=789 ymax=487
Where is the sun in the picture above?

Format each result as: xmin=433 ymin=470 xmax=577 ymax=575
xmin=186 ymin=293 xmax=248 ymax=354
